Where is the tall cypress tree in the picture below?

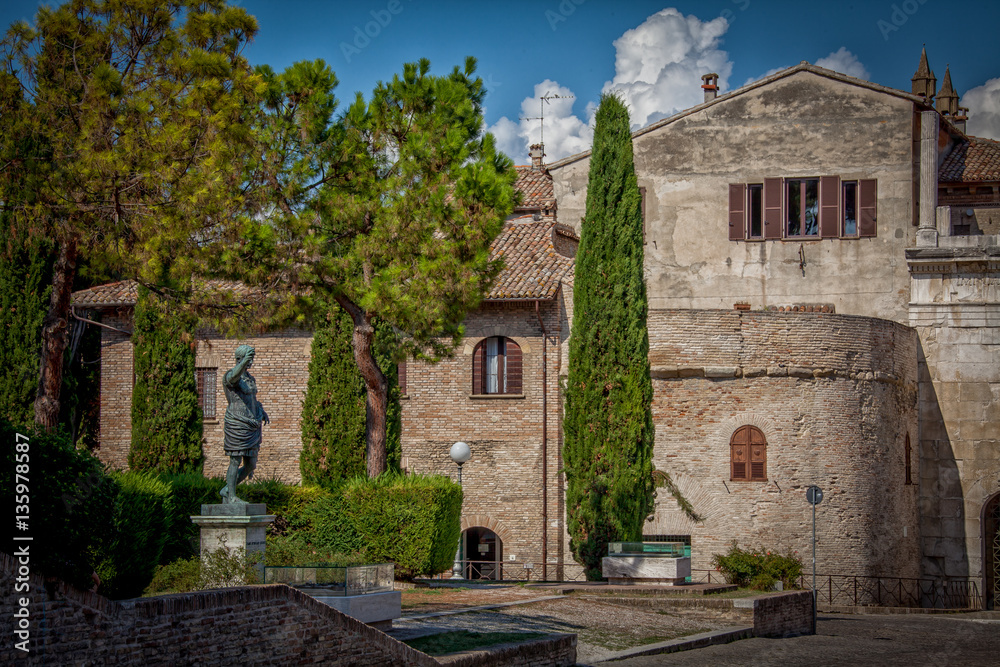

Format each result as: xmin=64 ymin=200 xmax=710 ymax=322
xmin=129 ymin=286 xmax=203 ymax=473
xmin=300 ymin=304 xmax=401 ymax=486
xmin=564 ymin=94 xmax=655 ymax=580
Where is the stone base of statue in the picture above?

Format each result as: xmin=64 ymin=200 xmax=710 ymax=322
xmin=191 ymin=503 xmax=276 ymax=583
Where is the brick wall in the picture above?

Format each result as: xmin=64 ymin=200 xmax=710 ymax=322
xmin=0 ymin=553 xmax=436 ymax=666
xmin=645 ymin=309 xmax=922 ymax=579
xmin=402 ymin=296 xmax=571 ymax=579
xmin=95 ymin=316 xmax=311 ymax=484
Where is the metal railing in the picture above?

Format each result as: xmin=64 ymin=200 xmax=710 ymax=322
xmin=690 ymin=569 xmax=983 ymax=610
xmin=427 ymin=560 xmax=588 ymax=582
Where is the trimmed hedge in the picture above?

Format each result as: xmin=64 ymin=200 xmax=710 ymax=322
xmin=158 ymin=473 xmax=225 ymax=563
xmin=93 ymin=470 xmax=173 ymax=599
xmin=307 ymin=473 xmax=462 ymax=579
xmin=0 ymin=420 xmax=115 ymax=590
xmin=712 ymin=542 xmax=804 ymax=591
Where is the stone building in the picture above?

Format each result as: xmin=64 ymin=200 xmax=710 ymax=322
xmin=72 ymin=52 xmax=999 ymax=605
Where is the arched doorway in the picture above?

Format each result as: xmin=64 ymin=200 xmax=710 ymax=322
xmin=984 ymin=493 xmax=1000 ymax=610
xmin=463 ymin=527 xmax=502 ymax=580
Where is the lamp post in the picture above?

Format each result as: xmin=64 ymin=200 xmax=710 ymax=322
xmin=450 ymin=441 xmax=471 ymax=580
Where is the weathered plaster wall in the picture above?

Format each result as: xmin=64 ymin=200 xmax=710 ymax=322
xmin=645 ymin=309 xmax=921 ymax=578
xmin=550 ymin=70 xmax=918 ymax=322
xmin=909 ymin=248 xmax=1000 ymax=583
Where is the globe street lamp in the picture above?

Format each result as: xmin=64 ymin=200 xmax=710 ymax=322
xmin=450 ymin=441 xmax=471 ymax=579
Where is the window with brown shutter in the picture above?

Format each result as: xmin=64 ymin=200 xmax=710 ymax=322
xmin=730 ymin=425 xmax=767 ymax=481
xmin=472 ymin=337 xmax=522 ymax=395
xmin=398 ymin=361 xmax=407 ymax=396
xmin=904 ymin=433 xmax=913 ymax=485
xmin=729 ymin=183 xmax=746 ymax=241
xmin=639 ymin=186 xmax=647 ymax=244
xmin=196 ymin=367 xmax=217 ymax=420
xmin=858 ymin=179 xmax=877 ymax=237
xmin=763 ymin=178 xmax=783 ymax=239
xmin=819 ymin=176 xmax=840 ymax=238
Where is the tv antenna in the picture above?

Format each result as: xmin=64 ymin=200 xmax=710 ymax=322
xmin=520 ymin=91 xmax=574 ymax=147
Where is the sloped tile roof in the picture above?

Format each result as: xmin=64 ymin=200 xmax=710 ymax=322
xmin=71 ymin=279 xmax=258 ymax=308
xmin=71 ymin=280 xmax=139 ymax=307
xmin=513 ymin=166 xmax=556 ymax=211
xmin=940 ymin=136 xmax=1000 ymax=182
xmin=486 ymin=215 xmax=575 ymax=300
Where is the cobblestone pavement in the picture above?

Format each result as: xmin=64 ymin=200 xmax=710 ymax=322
xmin=604 ymin=613 xmax=1000 ymax=666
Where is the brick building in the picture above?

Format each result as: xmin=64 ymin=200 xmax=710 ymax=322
xmin=73 ymin=51 xmax=999 ymax=604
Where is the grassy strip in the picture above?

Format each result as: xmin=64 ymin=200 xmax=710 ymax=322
xmin=404 ymin=630 xmax=547 ymax=656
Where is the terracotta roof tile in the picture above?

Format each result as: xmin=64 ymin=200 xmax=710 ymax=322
xmin=71 ymin=280 xmax=139 ymax=307
xmin=512 ymin=166 xmax=556 ymax=211
xmin=486 ymin=215 xmax=575 ymax=300
xmin=939 ymin=136 xmax=1000 ymax=183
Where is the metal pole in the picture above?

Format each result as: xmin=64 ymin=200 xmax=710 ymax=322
xmin=812 ymin=499 xmax=817 ymax=629
xmin=452 ymin=462 xmax=464 ymax=579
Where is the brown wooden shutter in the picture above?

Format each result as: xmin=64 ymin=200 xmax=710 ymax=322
xmin=505 ymin=339 xmax=522 ymax=394
xmin=858 ymin=179 xmax=877 ymax=237
xmin=819 ymin=176 xmax=840 ymax=238
xmin=729 ymin=183 xmax=746 ymax=241
xmin=763 ymin=178 xmax=783 ymax=239
xmin=472 ymin=341 xmax=485 ymax=394
xmin=749 ymin=426 xmax=767 ymax=481
xmin=398 ymin=361 xmax=407 ymax=395
xmin=731 ymin=426 xmax=749 ymax=480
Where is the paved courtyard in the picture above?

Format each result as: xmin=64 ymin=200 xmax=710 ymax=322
xmin=391 ymin=585 xmax=1000 ymax=665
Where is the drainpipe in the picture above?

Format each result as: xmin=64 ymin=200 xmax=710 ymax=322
xmin=535 ymin=300 xmax=548 ymax=581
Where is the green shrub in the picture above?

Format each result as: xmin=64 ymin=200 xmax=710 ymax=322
xmin=712 ymin=542 xmax=803 ymax=591
xmin=144 ymin=556 xmax=202 ymax=596
xmin=0 ymin=419 xmax=115 ymax=589
xmin=93 ymin=470 xmax=173 ymax=599
xmin=158 ymin=472 xmax=225 ymax=563
xmin=200 ymin=546 xmax=262 ymax=589
xmin=307 ymin=473 xmax=461 ymax=579
xmin=241 ymin=478 xmax=333 ymax=536
xmin=264 ymin=534 xmax=365 ymax=567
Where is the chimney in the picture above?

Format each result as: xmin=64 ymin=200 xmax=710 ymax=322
xmin=911 ymin=46 xmax=936 ymax=102
xmin=701 ymin=73 xmax=719 ymax=103
xmin=953 ymin=106 xmax=969 ymax=133
xmin=529 ymin=143 xmax=545 ymax=171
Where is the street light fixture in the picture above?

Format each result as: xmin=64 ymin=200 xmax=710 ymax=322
xmin=450 ymin=442 xmax=471 ymax=579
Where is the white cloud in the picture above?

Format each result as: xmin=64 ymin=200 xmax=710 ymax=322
xmin=602 ymin=8 xmax=733 ymax=129
xmin=486 ymin=8 xmax=733 ymax=163
xmin=964 ymin=77 xmax=1000 ymax=141
xmin=486 ymin=80 xmax=595 ymax=164
xmin=814 ymin=47 xmax=870 ymax=80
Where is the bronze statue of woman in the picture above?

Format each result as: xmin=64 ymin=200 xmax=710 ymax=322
xmin=219 ymin=344 xmax=269 ymax=503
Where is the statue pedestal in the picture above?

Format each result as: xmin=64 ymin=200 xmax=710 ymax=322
xmin=191 ymin=503 xmax=275 ymax=582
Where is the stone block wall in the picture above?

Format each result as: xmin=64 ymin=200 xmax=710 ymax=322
xmin=0 ymin=553 xmax=435 ymax=666
xmin=402 ymin=296 xmax=571 ymax=579
xmin=645 ymin=309 xmax=921 ymax=579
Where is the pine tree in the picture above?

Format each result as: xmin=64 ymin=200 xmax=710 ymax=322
xmin=564 ymin=94 xmax=655 ymax=580
xmin=129 ymin=286 xmax=203 ymax=473
xmin=300 ymin=304 xmax=401 ymax=485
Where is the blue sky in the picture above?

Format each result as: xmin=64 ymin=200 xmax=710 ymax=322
xmin=3 ymin=0 xmax=999 ymax=161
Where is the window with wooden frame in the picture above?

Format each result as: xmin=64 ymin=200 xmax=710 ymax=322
xmin=398 ymin=361 xmax=407 ymax=396
xmin=730 ymin=425 xmax=767 ymax=481
xmin=728 ymin=177 xmax=876 ymax=240
xmin=639 ymin=186 xmax=647 ymax=244
xmin=471 ymin=337 xmax=522 ymax=395
xmin=196 ymin=367 xmax=217 ymax=420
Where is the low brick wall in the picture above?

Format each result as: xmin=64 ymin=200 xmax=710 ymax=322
xmin=734 ymin=590 xmax=814 ymax=637
xmin=436 ymin=634 xmax=577 ymax=667
xmin=591 ymin=590 xmax=814 ymax=638
xmin=1 ymin=552 xmax=435 ymax=666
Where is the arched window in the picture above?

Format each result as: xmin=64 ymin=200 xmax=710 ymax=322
xmin=730 ymin=425 xmax=767 ymax=481
xmin=472 ymin=337 xmax=522 ymax=395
